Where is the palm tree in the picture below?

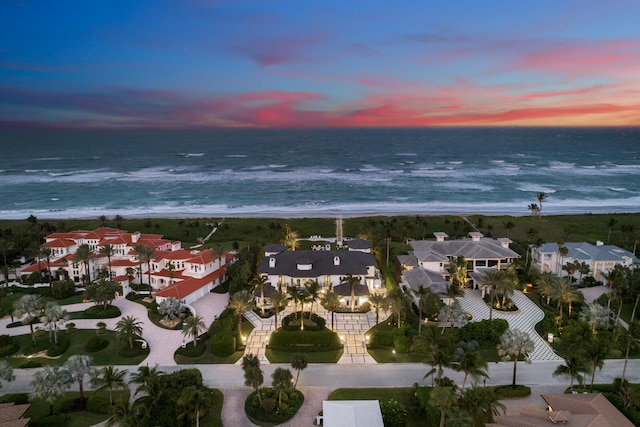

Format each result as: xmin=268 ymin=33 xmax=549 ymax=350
xmin=482 ymin=269 xmax=504 ymax=320
xmin=535 ymin=272 xmax=557 ymax=305
xmin=99 ymin=244 xmax=115 ymax=279
xmin=429 ymin=385 xmax=458 ymax=427
xmin=606 ymin=218 xmax=618 ymax=243
xmin=271 ymin=367 xmax=293 ymax=408
xmin=577 ymin=261 xmax=591 ymax=285
xmin=321 ymin=291 xmax=342 ymax=331
xmin=129 ymin=365 xmax=162 ymax=394
xmin=251 ymin=275 xmax=269 ymax=315
xmin=449 ymin=256 xmax=469 ymax=289
xmin=165 ymin=261 xmax=176 ymax=285
xmin=537 ymin=192 xmax=547 ymax=218
xmin=134 ymin=244 xmax=156 ymax=287
xmin=582 ymin=337 xmax=610 ymax=392
xmin=284 ymin=224 xmax=299 ymax=251
xmin=551 ymin=277 xmax=581 ymax=326
xmin=31 ymin=366 xmax=71 ymax=415
xmin=91 ymin=365 xmax=128 ymax=406
xmin=579 ymin=303 xmax=614 ymax=334
xmin=228 ymin=290 xmax=255 ymax=335
xmin=74 ymin=243 xmax=93 ymax=285
xmin=423 ymin=348 xmax=453 ymax=386
xmin=502 ymin=220 xmax=515 ymax=238
xmin=291 ymin=352 xmax=308 ymax=388
xmin=454 ymin=349 xmax=489 ymax=390
xmin=288 ymin=285 xmax=304 ymax=319
xmin=106 ymin=399 xmax=140 ymax=427
xmin=0 ymin=360 xmax=14 ymax=389
xmin=40 ymin=301 xmax=68 ymax=344
xmin=304 ymin=279 xmax=321 ymax=316
xmin=527 ymin=203 xmax=539 ymax=217
xmin=387 ymin=287 xmax=408 ymax=328
xmin=39 ymin=246 xmax=53 ymax=290
xmin=460 ymin=384 xmax=506 ymax=427
xmin=64 ymin=354 xmax=96 ymax=401
xmin=552 ymin=356 xmax=589 ymax=392
xmin=369 ymin=292 xmax=388 ymax=331
xmin=497 ymin=329 xmax=534 ymax=387
xmin=115 ymin=315 xmax=144 ymax=350
xmin=13 ymin=294 xmax=41 ymax=346
xmin=242 ymin=353 xmax=264 ymax=404
xmin=413 ymin=285 xmax=431 ymax=332
xmin=270 ymin=289 xmax=288 ymax=330
xmin=340 ymin=275 xmax=361 ymax=312
xmin=442 ymin=283 xmax=464 ymax=331
xmin=182 ymin=315 xmax=206 ymax=348
xmin=178 ymin=386 xmax=214 ymax=427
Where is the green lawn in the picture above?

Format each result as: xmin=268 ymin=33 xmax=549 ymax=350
xmin=1 ymin=288 xmax=86 ymax=317
xmin=175 ymin=317 xmax=254 ymax=364
xmin=7 ymin=329 xmax=149 ymax=367
xmin=367 ymin=348 xmax=426 ymax=363
xmin=265 ymin=348 xmax=343 ymax=363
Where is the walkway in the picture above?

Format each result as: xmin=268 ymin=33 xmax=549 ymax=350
xmin=242 ymin=305 xmax=381 ymax=364
xmin=457 ymin=290 xmax=561 ymax=361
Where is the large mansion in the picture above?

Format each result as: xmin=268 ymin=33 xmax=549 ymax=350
xmin=257 ymin=239 xmax=382 ymax=310
xmin=21 ymin=227 xmax=230 ymax=305
xmin=398 ymin=232 xmax=520 ymax=299
xmin=532 ymin=241 xmax=637 ymax=282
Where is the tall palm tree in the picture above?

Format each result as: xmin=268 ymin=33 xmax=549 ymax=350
xmin=165 ymin=261 xmax=176 ymax=285
xmin=497 ymin=329 xmax=534 ymax=387
xmin=129 ymin=365 xmax=162 ymax=394
xmin=606 ymin=217 xmax=618 ymax=243
xmin=552 ymin=355 xmax=589 ymax=392
xmin=449 ymin=256 xmax=469 ymax=289
xmin=460 ymin=384 xmax=506 ymax=427
xmin=368 ymin=292 xmax=388 ymax=331
xmin=74 ymin=243 xmax=93 ymax=285
xmin=527 ymin=203 xmax=539 ymax=217
xmin=251 ymin=275 xmax=269 ymax=315
xmin=579 ymin=303 xmax=614 ymax=334
xmin=340 ymin=275 xmax=361 ymax=312
xmin=291 ymin=352 xmax=308 ymax=388
xmin=177 ymin=386 xmax=214 ymax=427
xmin=387 ymin=287 xmax=408 ymax=328
xmin=40 ymin=301 xmax=68 ymax=344
xmin=13 ymin=294 xmax=41 ymax=346
xmin=271 ymin=367 xmax=293 ymax=408
xmin=551 ymin=277 xmax=581 ymax=326
xmin=134 ymin=244 xmax=156 ymax=287
xmin=321 ymin=291 xmax=342 ymax=331
xmin=242 ymin=354 xmax=263 ymax=404
xmin=482 ymin=269 xmax=504 ymax=320
xmin=535 ymin=272 xmax=557 ymax=305
xmin=38 ymin=247 xmax=53 ymax=290
xmin=64 ymin=354 xmax=96 ymax=401
xmin=182 ymin=315 xmax=206 ymax=348
xmin=106 ymin=399 xmax=141 ymax=427
xmin=228 ymin=290 xmax=255 ymax=335
xmin=582 ymin=337 xmax=610 ymax=392
xmin=91 ymin=365 xmax=128 ymax=406
xmin=99 ymin=244 xmax=115 ymax=279
xmin=429 ymin=385 xmax=458 ymax=427
xmin=424 ymin=348 xmax=453 ymax=386
xmin=115 ymin=315 xmax=144 ymax=350
xmin=31 ymin=366 xmax=71 ymax=415
xmin=304 ymin=279 xmax=321 ymax=316
xmin=454 ymin=349 xmax=489 ymax=390
xmin=413 ymin=285 xmax=431 ymax=332
xmin=537 ymin=192 xmax=547 ymax=218
xmin=270 ymin=289 xmax=288 ymax=330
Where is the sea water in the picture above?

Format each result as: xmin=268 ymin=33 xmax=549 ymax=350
xmin=0 ymin=127 xmax=638 ymax=219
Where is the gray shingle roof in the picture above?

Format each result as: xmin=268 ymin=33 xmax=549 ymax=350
xmin=402 ymin=268 xmax=449 ymax=296
xmin=538 ymin=242 xmax=635 ymax=262
xmin=258 ymin=250 xmax=376 ymax=278
xmin=410 ymin=237 xmax=519 ymax=261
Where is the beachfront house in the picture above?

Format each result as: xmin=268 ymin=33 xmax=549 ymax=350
xmin=398 ymin=232 xmax=520 ymax=301
xmin=151 ymin=248 xmax=231 ymax=305
xmin=257 ymin=242 xmax=381 ymax=310
xmin=532 ymin=241 xmax=637 ymax=282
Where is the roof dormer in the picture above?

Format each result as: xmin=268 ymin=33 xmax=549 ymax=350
xmin=297 ymin=258 xmax=312 ymax=271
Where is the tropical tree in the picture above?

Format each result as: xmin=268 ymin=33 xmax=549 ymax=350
xmin=91 ymin=365 xmax=128 ymax=406
xmin=341 ymin=274 xmax=361 ymax=312
xmin=40 ymin=301 xmax=68 ymax=344
xmin=577 ymin=261 xmax=591 ymax=285
xmin=579 ymin=303 xmax=614 ymax=334
xmin=0 ymin=238 xmax=15 ymax=287
xmin=182 ymin=315 xmax=206 ymax=348
xmin=369 ymin=292 xmax=388 ymax=331
xmin=537 ymin=192 xmax=547 ymax=218
xmin=12 ymin=294 xmax=42 ymax=346
xmin=64 ymin=354 xmax=96 ymax=401
xmin=291 ymin=352 xmax=308 ymax=388
xmin=0 ymin=360 xmax=14 ymax=389
xmin=271 ymin=367 xmax=293 ymax=408
xmin=321 ymin=291 xmax=342 ymax=331
xmin=495 ymin=268 xmax=518 ymax=308
xmin=423 ymin=348 xmax=453 ymax=386
xmin=228 ymin=290 xmax=255 ymax=334
xmin=482 ymin=269 xmax=504 ymax=320
xmin=454 ymin=346 xmax=489 ymax=390
xmin=304 ymin=279 xmax=321 ymax=316
xmin=284 ymin=224 xmax=299 ymax=251
xmin=270 ymin=288 xmax=288 ymax=330
xmin=74 ymin=243 xmax=93 ymax=285
xmin=178 ymin=386 xmax=214 ymax=427
xmin=429 ymin=385 xmax=458 ymax=427
xmin=31 ymin=366 xmax=71 ymax=415
xmin=552 ymin=355 xmax=590 ymax=392
xmin=242 ymin=353 xmax=264 ymax=404
xmin=133 ymin=244 xmax=155 ymax=286
xmin=535 ymin=272 xmax=557 ymax=305
xmin=442 ymin=284 xmax=464 ymax=330
xmin=129 ymin=365 xmax=162 ymax=394
xmin=497 ymin=329 xmax=534 ymax=387
xmin=387 ymin=287 xmax=409 ymax=328
xmin=527 ymin=203 xmax=539 ymax=217
xmin=165 ymin=261 xmax=176 ymax=284
xmin=606 ymin=217 xmax=618 ymax=243
xmin=99 ymin=244 xmax=115 ymax=278
xmin=115 ymin=315 xmax=144 ymax=350
xmin=85 ymin=278 xmax=120 ymax=309
xmin=39 ymin=246 xmax=53 ymax=290
xmin=449 ymin=256 xmax=469 ymax=289
xmin=158 ymin=296 xmax=184 ymax=320
xmin=106 ymin=399 xmax=141 ymax=427
xmin=459 ymin=384 xmax=506 ymax=427
xmin=582 ymin=336 xmax=611 ymax=392
xmin=288 ymin=285 xmax=305 ymax=319
xmin=550 ymin=277 xmax=582 ymax=325
xmin=251 ymin=275 xmax=269 ymax=316
xmin=413 ymin=285 xmax=431 ymax=332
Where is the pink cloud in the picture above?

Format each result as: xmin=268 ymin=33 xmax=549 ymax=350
xmin=229 ymin=33 xmax=327 ymax=67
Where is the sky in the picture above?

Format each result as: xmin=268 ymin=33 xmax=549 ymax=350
xmin=1 ymin=0 xmax=640 ymax=128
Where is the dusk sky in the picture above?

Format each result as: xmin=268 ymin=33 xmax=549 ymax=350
xmin=2 ymin=0 xmax=640 ymax=128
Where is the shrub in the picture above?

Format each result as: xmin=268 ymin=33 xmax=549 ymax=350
xmin=380 ymin=398 xmax=408 ymax=427
xmin=20 ymin=360 xmax=42 ymax=368
xmin=210 ymin=330 xmax=236 ymax=357
xmin=85 ymin=305 xmax=121 ymax=318
xmin=0 ymin=335 xmax=18 ymax=357
xmin=393 ymin=335 xmax=411 ymax=354
xmin=29 ymin=414 xmax=66 ymax=427
xmin=281 ymin=312 xmax=326 ymax=331
xmin=85 ymin=335 xmax=109 ymax=353
xmin=455 ymin=319 xmax=509 ymax=346
xmin=493 ymin=385 xmax=531 ymax=398
xmin=261 ymin=397 xmax=276 ymax=414
xmin=268 ymin=329 xmax=341 ymax=350
xmin=46 ymin=334 xmax=70 ymax=357
xmin=52 ymin=280 xmax=76 ymax=299
xmin=0 ymin=393 xmax=29 ymax=404
xmin=86 ymin=396 xmax=110 ymax=414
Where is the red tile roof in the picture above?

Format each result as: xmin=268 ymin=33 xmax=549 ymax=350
xmin=42 ymin=238 xmax=77 ymax=248
xmin=154 ymin=268 xmax=225 ymax=299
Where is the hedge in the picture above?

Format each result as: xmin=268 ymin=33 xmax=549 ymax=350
xmin=85 ymin=335 xmax=109 ymax=353
xmin=282 ymin=312 xmax=327 ymax=331
xmin=368 ymin=326 xmax=412 ymax=348
xmin=86 ymin=396 xmax=110 ymax=414
xmin=51 ymin=280 xmax=76 ymax=299
xmin=0 ymin=335 xmax=18 ymax=357
xmin=29 ymin=414 xmax=66 ymax=427
xmin=46 ymin=334 xmax=70 ymax=357
xmin=176 ymin=340 xmax=207 ymax=357
xmin=84 ymin=305 xmax=122 ymax=318
xmin=493 ymin=385 xmax=531 ymax=398
xmin=211 ymin=330 xmax=236 ymax=357
xmin=268 ymin=329 xmax=341 ymax=350
xmin=455 ymin=319 xmax=509 ymax=346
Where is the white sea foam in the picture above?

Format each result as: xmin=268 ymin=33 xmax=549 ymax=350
xmin=226 ymin=154 xmax=248 ymax=158
xmin=518 ymin=184 xmax=556 ymax=193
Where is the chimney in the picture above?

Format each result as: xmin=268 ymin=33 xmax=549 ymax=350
xmin=469 ymin=232 xmax=483 ymax=242
xmin=434 ymin=232 xmax=448 ymax=242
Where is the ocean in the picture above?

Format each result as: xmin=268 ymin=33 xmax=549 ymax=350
xmin=0 ymin=127 xmax=639 ymax=219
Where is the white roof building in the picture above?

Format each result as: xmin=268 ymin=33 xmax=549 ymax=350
xmin=321 ymin=400 xmax=383 ymax=427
